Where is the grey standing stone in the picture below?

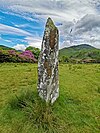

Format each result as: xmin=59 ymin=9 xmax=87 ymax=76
xmin=37 ymin=17 xmax=59 ymax=104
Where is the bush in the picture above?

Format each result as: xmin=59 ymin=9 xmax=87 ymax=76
xmin=26 ymin=46 xmax=40 ymax=59
xmin=0 ymin=50 xmax=37 ymax=63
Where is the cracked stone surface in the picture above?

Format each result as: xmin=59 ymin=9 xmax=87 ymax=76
xmin=37 ymin=17 xmax=59 ymax=104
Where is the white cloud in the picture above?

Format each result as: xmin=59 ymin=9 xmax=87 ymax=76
xmin=59 ymin=14 xmax=100 ymax=49
xmin=13 ymin=36 xmax=42 ymax=51
xmin=73 ymin=14 xmax=100 ymax=34
xmin=25 ymin=36 xmax=42 ymax=49
xmin=0 ymin=23 xmax=32 ymax=36
xmin=0 ymin=0 xmax=97 ymax=22
xmin=0 ymin=35 xmax=13 ymax=43
xmin=13 ymin=44 xmax=26 ymax=51
xmin=0 ymin=0 xmax=100 ymax=48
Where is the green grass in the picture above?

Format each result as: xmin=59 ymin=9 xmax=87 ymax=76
xmin=0 ymin=63 xmax=100 ymax=133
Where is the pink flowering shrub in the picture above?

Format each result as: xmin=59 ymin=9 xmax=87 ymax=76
xmin=0 ymin=50 xmax=37 ymax=63
xmin=19 ymin=50 xmax=37 ymax=62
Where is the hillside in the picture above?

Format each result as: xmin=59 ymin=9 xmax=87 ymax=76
xmin=0 ymin=45 xmax=14 ymax=50
xmin=59 ymin=44 xmax=96 ymax=57
xmin=59 ymin=44 xmax=100 ymax=63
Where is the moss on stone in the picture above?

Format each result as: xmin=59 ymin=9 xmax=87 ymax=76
xmin=46 ymin=17 xmax=57 ymax=30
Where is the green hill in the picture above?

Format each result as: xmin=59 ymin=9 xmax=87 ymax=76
xmin=59 ymin=44 xmax=96 ymax=57
xmin=0 ymin=45 xmax=14 ymax=50
xmin=59 ymin=44 xmax=100 ymax=63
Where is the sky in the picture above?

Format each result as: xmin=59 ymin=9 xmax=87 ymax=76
xmin=0 ymin=0 xmax=100 ymax=50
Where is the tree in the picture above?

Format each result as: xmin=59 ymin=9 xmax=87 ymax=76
xmin=26 ymin=46 xmax=40 ymax=59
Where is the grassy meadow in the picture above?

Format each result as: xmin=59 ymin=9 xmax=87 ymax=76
xmin=0 ymin=63 xmax=100 ymax=133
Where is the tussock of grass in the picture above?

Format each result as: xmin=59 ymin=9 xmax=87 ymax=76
xmin=8 ymin=90 xmax=66 ymax=133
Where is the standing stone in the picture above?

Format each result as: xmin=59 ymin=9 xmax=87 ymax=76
xmin=37 ymin=17 xmax=59 ymax=104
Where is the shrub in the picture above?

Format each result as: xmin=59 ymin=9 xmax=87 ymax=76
xmin=0 ymin=50 xmax=37 ymax=63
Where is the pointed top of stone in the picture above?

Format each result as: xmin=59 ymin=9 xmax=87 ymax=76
xmin=47 ymin=17 xmax=54 ymax=24
xmin=46 ymin=17 xmax=57 ymax=30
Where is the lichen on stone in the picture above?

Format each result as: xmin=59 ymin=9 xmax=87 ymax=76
xmin=37 ymin=18 xmax=59 ymax=104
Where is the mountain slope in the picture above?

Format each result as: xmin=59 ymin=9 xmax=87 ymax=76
xmin=0 ymin=45 xmax=14 ymax=50
xmin=59 ymin=44 xmax=96 ymax=57
xmin=59 ymin=44 xmax=100 ymax=62
xmin=67 ymin=44 xmax=95 ymax=50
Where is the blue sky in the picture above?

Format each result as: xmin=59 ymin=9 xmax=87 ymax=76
xmin=0 ymin=8 xmax=44 ymax=50
xmin=0 ymin=0 xmax=100 ymax=50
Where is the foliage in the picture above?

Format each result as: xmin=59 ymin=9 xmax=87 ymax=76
xmin=59 ymin=56 xmax=69 ymax=63
xmin=19 ymin=50 xmax=37 ymax=62
xmin=59 ymin=44 xmax=100 ymax=63
xmin=0 ymin=50 xmax=37 ymax=63
xmin=0 ymin=63 xmax=100 ymax=133
xmin=26 ymin=46 xmax=40 ymax=59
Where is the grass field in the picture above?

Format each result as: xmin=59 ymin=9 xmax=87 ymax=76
xmin=0 ymin=63 xmax=100 ymax=133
